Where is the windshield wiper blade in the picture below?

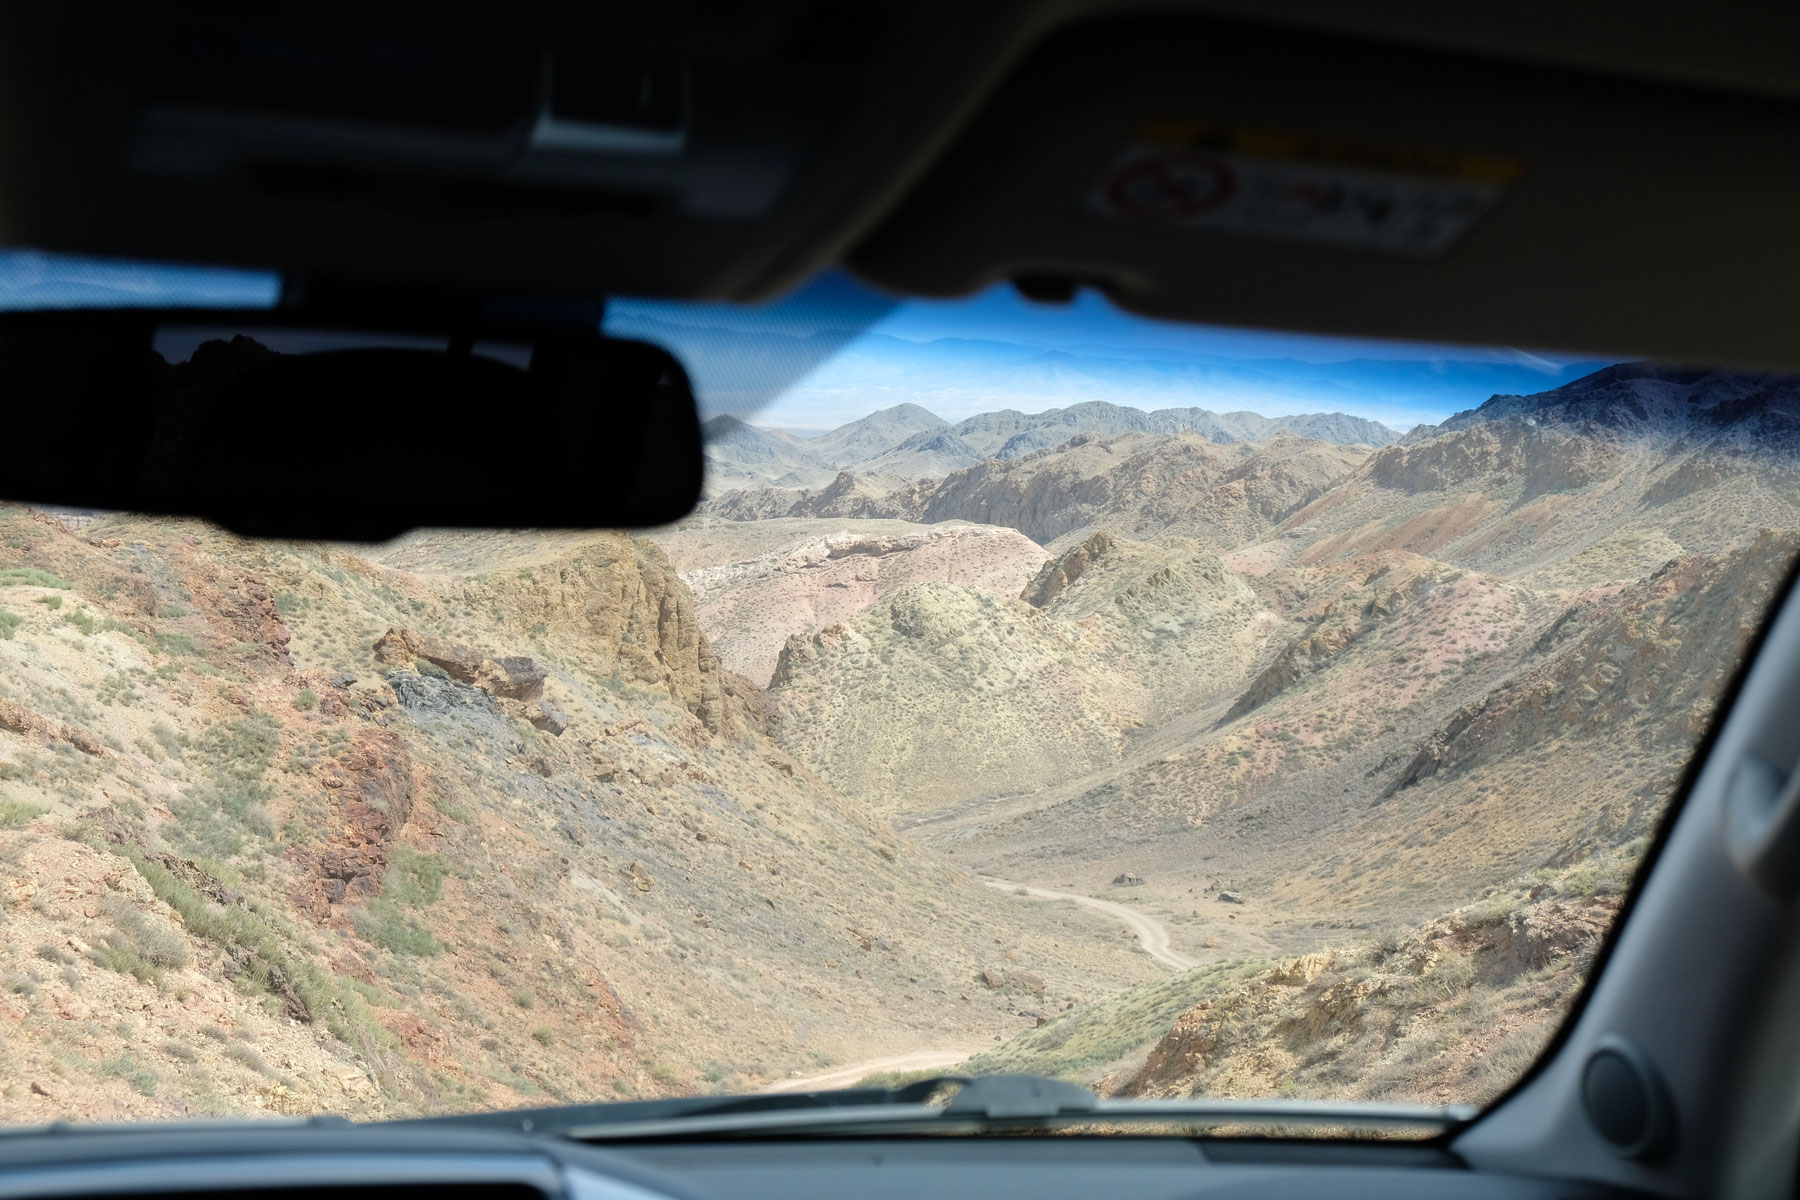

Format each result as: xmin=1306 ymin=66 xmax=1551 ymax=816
xmin=379 ymin=1077 xmax=953 ymax=1137
xmin=559 ymin=1075 xmax=1477 ymax=1141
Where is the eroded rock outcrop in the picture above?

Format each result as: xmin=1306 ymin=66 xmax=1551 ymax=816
xmin=0 ymin=698 xmax=106 ymax=756
xmin=682 ymin=524 xmax=1049 ymax=683
xmin=1021 ymin=531 xmax=1114 ymax=607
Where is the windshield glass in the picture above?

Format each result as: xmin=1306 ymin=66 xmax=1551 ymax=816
xmin=2 ymin=262 xmax=1794 ymax=1124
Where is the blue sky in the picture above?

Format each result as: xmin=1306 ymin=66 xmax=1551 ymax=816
xmin=607 ymin=273 xmax=1608 ymax=432
xmin=0 ymin=250 xmax=279 ymax=310
xmin=0 ymin=249 xmax=1609 ymax=432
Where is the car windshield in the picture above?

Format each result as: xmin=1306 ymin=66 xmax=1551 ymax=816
xmin=1 ymin=256 xmax=1794 ymax=1125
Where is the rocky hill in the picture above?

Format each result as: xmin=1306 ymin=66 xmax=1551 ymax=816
xmin=767 ymin=534 xmax=1273 ymax=814
xmin=918 ymin=433 xmax=1368 ymax=549
xmin=1303 ymin=364 xmax=1800 ymax=583
xmin=708 ymin=433 xmax=1370 ymax=553
xmin=768 ymin=582 xmax=1151 ymax=814
xmin=964 ymin=851 xmax=1633 ymax=1108
xmin=677 ymin=522 xmax=1049 ymax=684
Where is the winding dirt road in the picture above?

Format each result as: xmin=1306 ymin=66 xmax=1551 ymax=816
xmin=982 ymin=877 xmax=1197 ymax=970
xmin=761 ymin=879 xmax=1194 ymax=1093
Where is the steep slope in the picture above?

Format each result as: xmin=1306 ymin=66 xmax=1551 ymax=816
xmin=919 ymin=527 xmax=1794 ymax=948
xmin=676 ymin=522 xmax=1049 ymax=684
xmin=0 ymin=506 xmax=1156 ymax=1122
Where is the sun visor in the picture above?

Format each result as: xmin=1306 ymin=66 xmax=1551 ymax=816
xmin=849 ymin=15 xmax=1800 ymax=368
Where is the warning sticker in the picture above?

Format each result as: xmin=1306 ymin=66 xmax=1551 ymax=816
xmin=1090 ymin=120 xmax=1519 ymax=256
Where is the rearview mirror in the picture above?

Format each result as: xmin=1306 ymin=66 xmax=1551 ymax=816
xmin=0 ymin=310 xmax=703 ymax=540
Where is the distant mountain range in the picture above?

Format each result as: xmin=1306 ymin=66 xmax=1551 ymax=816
xmin=703 ymin=398 xmax=1406 ymax=487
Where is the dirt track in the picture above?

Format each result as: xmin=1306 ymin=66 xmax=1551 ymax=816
xmin=982 ymin=877 xmax=1197 ymax=970
xmin=761 ymin=880 xmax=1196 ymax=1093
xmin=760 ymin=1049 xmax=977 ymax=1093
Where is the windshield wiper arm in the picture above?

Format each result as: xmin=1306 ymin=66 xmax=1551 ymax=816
xmin=558 ymin=1075 xmax=1477 ymax=1141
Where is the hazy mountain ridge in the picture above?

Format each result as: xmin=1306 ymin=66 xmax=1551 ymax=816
xmin=709 ymin=432 xmax=1371 ymax=552
xmin=699 ymin=415 xmax=837 ymax=489
xmin=705 ymin=398 xmax=1400 ymax=487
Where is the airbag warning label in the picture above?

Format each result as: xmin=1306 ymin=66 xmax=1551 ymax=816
xmin=1090 ymin=120 xmax=1519 ymax=256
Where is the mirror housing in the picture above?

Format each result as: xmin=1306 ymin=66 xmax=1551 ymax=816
xmin=0 ymin=310 xmax=703 ymax=540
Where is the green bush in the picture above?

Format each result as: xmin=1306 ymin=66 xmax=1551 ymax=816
xmin=512 ymin=989 xmax=535 ymax=1009
xmin=151 ymin=721 xmax=186 ymax=758
xmin=37 ymin=595 xmax=61 ymax=611
xmin=386 ymin=845 xmax=453 ymax=907
xmin=531 ymin=1027 xmax=556 ymax=1046
xmin=292 ymin=688 xmax=318 ymax=711
xmin=0 ymin=799 xmax=47 ymax=829
xmin=0 ymin=568 xmax=71 ymax=589
xmin=90 ymin=892 xmax=189 ymax=983
xmin=98 ymin=1055 xmax=158 ymax=1097
xmin=353 ymin=899 xmax=442 ymax=956
xmin=156 ymin=603 xmax=187 ymax=619
xmin=156 ymin=632 xmax=197 ymax=655
xmin=225 ymin=1042 xmax=274 ymax=1076
xmin=129 ymin=854 xmax=397 ymax=1051
xmin=0 ymin=611 xmax=20 ymax=639
xmin=34 ymin=942 xmax=75 ymax=966
xmin=64 ymin=608 xmax=95 ymax=635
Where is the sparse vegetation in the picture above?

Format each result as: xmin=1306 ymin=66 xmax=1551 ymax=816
xmin=353 ymin=900 xmax=443 ymax=956
xmin=0 ymin=799 xmax=48 ymax=829
xmin=88 ymin=892 xmax=189 ymax=983
xmin=0 ymin=568 xmax=72 ymax=588
xmin=156 ymin=632 xmax=197 ymax=655
xmin=98 ymin=1055 xmax=159 ymax=1097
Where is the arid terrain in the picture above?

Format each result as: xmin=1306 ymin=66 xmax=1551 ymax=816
xmin=1 ymin=358 xmax=1793 ymax=1121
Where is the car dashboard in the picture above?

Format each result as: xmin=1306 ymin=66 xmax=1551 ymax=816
xmin=0 ymin=1127 xmax=1656 ymax=1200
